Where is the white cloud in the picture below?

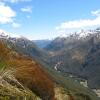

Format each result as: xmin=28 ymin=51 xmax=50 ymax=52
xmin=0 ymin=2 xmax=21 ymax=28
xmin=21 ymin=6 xmax=32 ymax=13
xmin=1 ymin=0 xmax=32 ymax=3
xmin=0 ymin=3 xmax=16 ymax=24
xmin=12 ymin=22 xmax=21 ymax=28
xmin=56 ymin=10 xmax=100 ymax=31
xmin=91 ymin=9 xmax=100 ymax=16
xmin=56 ymin=17 xmax=100 ymax=30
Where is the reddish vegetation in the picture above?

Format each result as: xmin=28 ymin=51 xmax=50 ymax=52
xmin=68 ymin=93 xmax=75 ymax=100
xmin=11 ymin=57 xmax=55 ymax=100
xmin=0 ymin=41 xmax=9 ymax=61
xmin=69 ymin=95 xmax=75 ymax=100
xmin=0 ymin=41 xmax=56 ymax=100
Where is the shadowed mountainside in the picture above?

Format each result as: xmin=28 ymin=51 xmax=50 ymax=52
xmin=45 ymin=29 xmax=100 ymax=89
xmin=33 ymin=39 xmax=51 ymax=48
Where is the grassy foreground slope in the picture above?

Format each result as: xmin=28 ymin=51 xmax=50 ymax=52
xmin=0 ymin=69 xmax=41 ymax=100
xmin=0 ymin=41 xmax=55 ymax=100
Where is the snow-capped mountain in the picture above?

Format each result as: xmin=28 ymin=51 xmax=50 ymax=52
xmin=0 ymin=29 xmax=20 ymax=39
xmin=0 ymin=29 xmax=10 ymax=39
xmin=77 ymin=28 xmax=100 ymax=38
xmin=45 ymin=27 xmax=100 ymax=89
xmin=0 ymin=29 xmax=49 ymax=66
xmin=45 ymin=27 xmax=100 ymax=52
xmin=59 ymin=28 xmax=100 ymax=40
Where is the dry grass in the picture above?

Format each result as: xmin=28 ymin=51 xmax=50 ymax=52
xmin=55 ymin=86 xmax=75 ymax=100
xmin=0 ymin=41 xmax=55 ymax=100
xmin=0 ymin=69 xmax=41 ymax=100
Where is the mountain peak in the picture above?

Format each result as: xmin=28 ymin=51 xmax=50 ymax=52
xmin=0 ymin=29 xmax=20 ymax=39
xmin=59 ymin=28 xmax=100 ymax=40
xmin=0 ymin=29 xmax=10 ymax=38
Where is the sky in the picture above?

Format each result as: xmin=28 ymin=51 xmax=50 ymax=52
xmin=0 ymin=0 xmax=100 ymax=40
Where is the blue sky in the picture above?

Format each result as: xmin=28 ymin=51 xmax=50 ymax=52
xmin=0 ymin=0 xmax=100 ymax=40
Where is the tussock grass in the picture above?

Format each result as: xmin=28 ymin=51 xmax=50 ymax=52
xmin=0 ymin=69 xmax=41 ymax=100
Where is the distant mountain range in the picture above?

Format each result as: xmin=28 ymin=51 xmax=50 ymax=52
xmin=44 ymin=27 xmax=100 ymax=89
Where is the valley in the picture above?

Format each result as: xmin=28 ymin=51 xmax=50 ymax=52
xmin=0 ymin=28 xmax=100 ymax=99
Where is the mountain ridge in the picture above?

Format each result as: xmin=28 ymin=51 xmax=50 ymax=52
xmin=44 ymin=27 xmax=100 ymax=90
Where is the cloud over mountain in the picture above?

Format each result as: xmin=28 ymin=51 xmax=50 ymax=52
xmin=56 ymin=10 xmax=100 ymax=32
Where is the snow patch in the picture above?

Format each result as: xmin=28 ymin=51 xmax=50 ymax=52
xmin=0 ymin=29 xmax=20 ymax=39
xmin=59 ymin=28 xmax=100 ymax=39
